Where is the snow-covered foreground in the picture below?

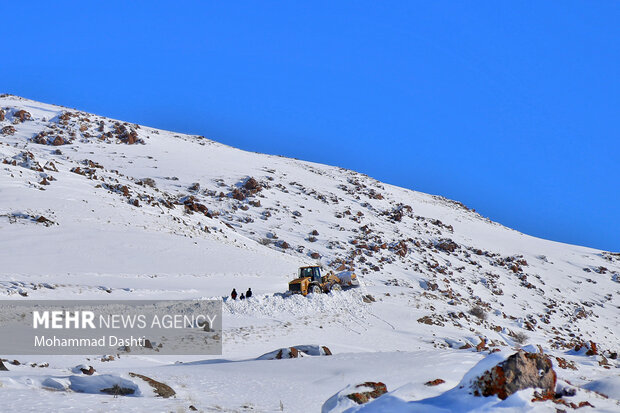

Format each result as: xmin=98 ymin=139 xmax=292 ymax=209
xmin=0 ymin=349 xmax=481 ymax=412
xmin=0 ymin=95 xmax=618 ymax=412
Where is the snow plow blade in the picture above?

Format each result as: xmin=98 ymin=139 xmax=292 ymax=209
xmin=336 ymin=271 xmax=359 ymax=288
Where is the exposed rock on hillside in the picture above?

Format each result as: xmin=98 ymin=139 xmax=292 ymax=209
xmin=472 ymin=350 xmax=556 ymax=400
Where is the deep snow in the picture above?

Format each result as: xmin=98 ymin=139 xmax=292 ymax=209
xmin=0 ymin=95 xmax=618 ymax=412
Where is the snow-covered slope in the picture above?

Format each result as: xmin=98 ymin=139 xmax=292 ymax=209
xmin=0 ymin=95 xmax=618 ymax=412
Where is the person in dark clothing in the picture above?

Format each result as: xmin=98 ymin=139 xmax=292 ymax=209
xmin=240 ymin=293 xmax=245 ymax=300
xmin=231 ymin=288 xmax=237 ymax=300
xmin=246 ymin=288 xmax=252 ymax=298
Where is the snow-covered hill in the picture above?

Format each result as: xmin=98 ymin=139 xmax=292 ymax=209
xmin=0 ymin=94 xmax=618 ymax=412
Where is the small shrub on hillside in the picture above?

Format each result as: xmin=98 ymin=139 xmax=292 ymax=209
xmin=469 ymin=306 xmax=488 ymax=321
xmin=140 ymin=178 xmax=156 ymax=188
xmin=511 ymin=331 xmax=529 ymax=345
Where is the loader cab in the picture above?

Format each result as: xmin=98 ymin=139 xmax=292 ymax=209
xmin=299 ymin=266 xmax=322 ymax=283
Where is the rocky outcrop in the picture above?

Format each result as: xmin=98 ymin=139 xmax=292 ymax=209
xmin=346 ymin=382 xmax=387 ymax=404
xmin=322 ymin=382 xmax=388 ymax=413
xmin=183 ymin=197 xmax=209 ymax=216
xmin=36 ymin=216 xmax=55 ymax=226
xmin=472 ymin=350 xmax=556 ymax=400
xmin=129 ymin=372 xmax=175 ymax=398
xmin=230 ymin=177 xmax=263 ymax=201
xmin=1 ymin=125 xmax=16 ymax=136
xmin=14 ymin=109 xmax=31 ymax=122
xmin=52 ymin=136 xmax=65 ymax=146
xmin=231 ymin=188 xmax=245 ymax=200
xmin=72 ymin=364 xmax=96 ymax=375
xmin=257 ymin=345 xmax=332 ymax=360
xmin=244 ymin=177 xmax=261 ymax=192
xmin=436 ymin=239 xmax=459 ymax=253
xmin=100 ymin=384 xmax=135 ymax=396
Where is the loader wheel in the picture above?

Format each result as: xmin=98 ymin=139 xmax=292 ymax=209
xmin=329 ymin=284 xmax=342 ymax=293
xmin=310 ymin=284 xmax=322 ymax=294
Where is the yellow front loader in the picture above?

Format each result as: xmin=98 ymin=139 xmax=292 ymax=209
xmin=288 ymin=265 xmax=358 ymax=296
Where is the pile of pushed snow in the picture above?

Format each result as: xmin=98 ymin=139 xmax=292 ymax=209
xmin=224 ymin=290 xmax=368 ymax=319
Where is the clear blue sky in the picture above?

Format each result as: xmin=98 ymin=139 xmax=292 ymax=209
xmin=3 ymin=1 xmax=618 ymax=251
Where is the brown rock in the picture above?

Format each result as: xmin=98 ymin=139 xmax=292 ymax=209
xmin=555 ymin=357 xmax=577 ymax=370
xmin=36 ymin=216 xmax=53 ymax=226
xmin=129 ymin=372 xmax=176 ymax=398
xmin=32 ymin=131 xmax=47 ymax=145
xmin=14 ymin=110 xmax=31 ymax=122
xmin=436 ymin=239 xmax=458 ymax=253
xmin=232 ymin=188 xmax=245 ymax=200
xmin=80 ymin=366 xmax=95 ymax=375
xmin=59 ymin=112 xmax=73 ymax=122
xmin=100 ymin=384 xmax=135 ymax=396
xmin=289 ymin=347 xmax=299 ymax=358
xmin=310 ymin=252 xmax=321 ymax=259
xmin=244 ymin=177 xmax=261 ymax=191
xmin=1 ymin=125 xmax=16 ymax=135
xmin=322 ymin=346 xmax=332 ymax=355
xmin=472 ymin=350 xmax=556 ymax=400
xmin=425 ymin=379 xmax=445 ymax=386
xmin=274 ymin=348 xmax=300 ymax=359
xmin=52 ymin=136 xmax=65 ymax=146
xmin=585 ymin=341 xmax=598 ymax=356
xmin=0 ymin=360 xmax=8 ymax=371
xmin=127 ymin=130 xmax=138 ymax=144
xmin=44 ymin=161 xmax=58 ymax=172
xmin=346 ymin=382 xmax=388 ymax=405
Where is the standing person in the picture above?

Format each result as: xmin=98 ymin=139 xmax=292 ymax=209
xmin=240 ymin=293 xmax=245 ymax=300
xmin=231 ymin=288 xmax=237 ymax=300
xmin=246 ymin=288 xmax=252 ymax=298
